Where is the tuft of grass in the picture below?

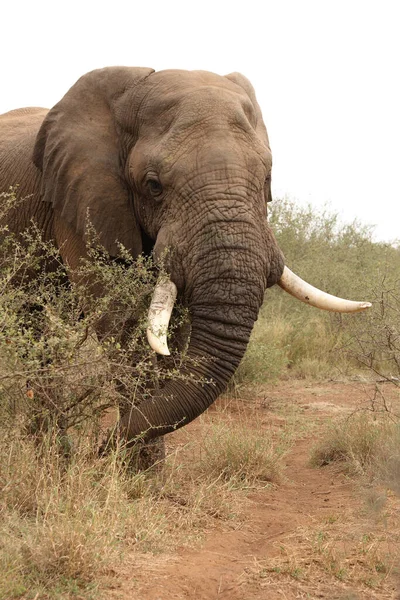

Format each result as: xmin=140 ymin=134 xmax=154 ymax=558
xmin=290 ymin=356 xmax=335 ymax=380
xmin=192 ymin=420 xmax=289 ymax=489
xmin=310 ymin=412 xmax=400 ymax=484
xmin=0 ymin=435 xmax=144 ymax=598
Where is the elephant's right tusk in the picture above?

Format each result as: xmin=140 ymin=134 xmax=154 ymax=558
xmin=278 ymin=266 xmax=372 ymax=313
xmin=147 ymin=277 xmax=178 ymax=355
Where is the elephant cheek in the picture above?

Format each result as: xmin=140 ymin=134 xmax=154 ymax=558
xmin=266 ymin=249 xmax=285 ymax=288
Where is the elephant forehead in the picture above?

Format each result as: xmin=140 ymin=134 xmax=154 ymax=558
xmin=137 ymin=73 xmax=253 ymax=130
xmin=177 ymin=88 xmax=255 ymax=127
xmin=148 ymin=69 xmax=241 ymax=94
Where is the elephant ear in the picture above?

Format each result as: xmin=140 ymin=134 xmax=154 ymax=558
xmin=224 ymin=72 xmax=271 ymax=150
xmin=33 ymin=66 xmax=154 ymax=257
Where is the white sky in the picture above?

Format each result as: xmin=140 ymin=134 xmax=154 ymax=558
xmin=1 ymin=0 xmax=399 ymax=243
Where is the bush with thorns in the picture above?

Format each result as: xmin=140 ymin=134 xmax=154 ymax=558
xmin=0 ymin=189 xmax=190 ymax=451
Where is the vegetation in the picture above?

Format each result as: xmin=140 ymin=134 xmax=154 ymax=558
xmin=0 ymin=189 xmax=195 ymax=446
xmin=310 ymin=412 xmax=400 ymax=481
xmin=191 ymin=419 xmax=289 ymax=488
xmin=0 ymin=190 xmax=289 ymax=598
xmin=1 ymin=189 xmax=400 ymax=597
xmin=235 ymin=198 xmax=400 ymax=384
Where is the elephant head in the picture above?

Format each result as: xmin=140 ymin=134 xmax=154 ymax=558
xmin=32 ymin=67 xmax=370 ymax=442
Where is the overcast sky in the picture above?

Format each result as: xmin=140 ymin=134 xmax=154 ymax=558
xmin=2 ymin=0 xmax=399 ymax=243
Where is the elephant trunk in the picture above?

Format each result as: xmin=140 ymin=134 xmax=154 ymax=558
xmin=122 ymin=304 xmax=259 ymax=442
xmin=122 ymin=199 xmax=372 ymax=443
xmin=122 ymin=236 xmax=269 ymax=442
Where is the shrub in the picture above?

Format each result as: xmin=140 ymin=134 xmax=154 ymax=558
xmin=0 ymin=191 xmax=192 ymax=446
xmin=239 ymin=199 xmax=400 ymax=382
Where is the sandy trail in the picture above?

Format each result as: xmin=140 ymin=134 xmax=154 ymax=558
xmin=109 ymin=382 xmax=400 ymax=600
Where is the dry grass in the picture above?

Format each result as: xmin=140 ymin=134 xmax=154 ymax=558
xmin=243 ymin=511 xmax=400 ymax=597
xmin=235 ymin=312 xmax=350 ymax=385
xmin=1 ymin=393 xmax=399 ymax=598
xmin=234 ymin=317 xmax=290 ymax=384
xmin=0 ymin=435 xmax=142 ymax=598
xmin=0 ymin=434 xmax=167 ymax=597
xmin=235 ymin=393 xmax=400 ymax=597
xmin=310 ymin=412 xmax=400 ymax=484
xmin=0 ymin=414 xmax=292 ymax=599
xmin=190 ymin=418 xmax=290 ymax=489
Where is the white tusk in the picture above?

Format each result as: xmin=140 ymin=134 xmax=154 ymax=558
xmin=147 ymin=277 xmax=178 ymax=355
xmin=278 ymin=266 xmax=372 ymax=313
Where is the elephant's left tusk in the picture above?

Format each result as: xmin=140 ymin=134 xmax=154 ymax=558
xmin=147 ymin=277 xmax=178 ymax=355
xmin=278 ymin=266 xmax=372 ymax=313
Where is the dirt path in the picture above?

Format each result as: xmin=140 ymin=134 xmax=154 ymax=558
xmin=111 ymin=382 xmax=400 ymax=600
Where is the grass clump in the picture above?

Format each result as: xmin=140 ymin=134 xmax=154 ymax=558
xmin=310 ymin=412 xmax=400 ymax=483
xmin=193 ymin=420 xmax=288 ymax=488
xmin=0 ymin=435 xmax=132 ymax=598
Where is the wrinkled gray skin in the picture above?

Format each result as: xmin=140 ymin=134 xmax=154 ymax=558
xmin=0 ymin=67 xmax=284 ymax=443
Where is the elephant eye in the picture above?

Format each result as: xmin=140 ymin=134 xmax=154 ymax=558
xmin=147 ymin=178 xmax=163 ymax=198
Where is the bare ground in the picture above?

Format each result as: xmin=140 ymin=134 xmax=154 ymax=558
xmin=106 ymin=381 xmax=400 ymax=600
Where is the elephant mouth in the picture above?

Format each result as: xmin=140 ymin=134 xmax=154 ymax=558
xmin=146 ymin=267 xmax=372 ymax=356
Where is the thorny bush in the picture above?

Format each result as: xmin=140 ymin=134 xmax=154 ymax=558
xmin=0 ymin=189 xmax=191 ymax=449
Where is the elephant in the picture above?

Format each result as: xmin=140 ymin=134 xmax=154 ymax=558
xmin=0 ymin=67 xmax=371 ymax=448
